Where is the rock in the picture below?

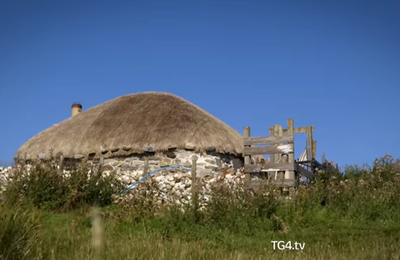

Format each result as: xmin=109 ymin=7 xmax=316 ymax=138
xmin=166 ymin=151 xmax=176 ymax=159
xmin=149 ymin=160 xmax=160 ymax=165
xmin=184 ymin=143 xmax=196 ymax=151
xmin=225 ymin=174 xmax=234 ymax=180
xmin=206 ymin=147 xmax=216 ymax=152
xmin=121 ymin=164 xmax=139 ymax=171
xmin=111 ymin=148 xmax=119 ymax=153
xmin=102 ymin=165 xmax=114 ymax=171
xmin=197 ymin=168 xmax=212 ymax=178
xmin=160 ymin=159 xmax=171 ymax=167
xmin=182 ymin=161 xmax=192 ymax=168
xmin=144 ymin=146 xmax=155 ymax=152
xmin=202 ymin=175 xmax=213 ymax=183
xmin=74 ymin=154 xmax=84 ymax=159
xmin=205 ymin=159 xmax=216 ymax=165
xmin=122 ymin=146 xmax=132 ymax=151
xmin=104 ymin=159 xmax=118 ymax=165
xmin=215 ymin=158 xmax=222 ymax=167
xmin=101 ymin=148 xmax=109 ymax=154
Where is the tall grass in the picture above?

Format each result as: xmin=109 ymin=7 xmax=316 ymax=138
xmin=0 ymin=155 xmax=399 ymax=259
xmin=0 ymin=204 xmax=40 ymax=260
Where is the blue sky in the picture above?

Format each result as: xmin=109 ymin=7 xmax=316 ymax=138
xmin=1 ymin=0 xmax=399 ymax=168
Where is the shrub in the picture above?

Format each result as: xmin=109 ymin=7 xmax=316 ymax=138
xmin=3 ymin=162 xmax=123 ymax=211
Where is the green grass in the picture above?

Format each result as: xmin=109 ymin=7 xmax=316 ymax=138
xmin=1 ymin=155 xmax=400 ymax=259
xmin=23 ymin=208 xmax=399 ymax=260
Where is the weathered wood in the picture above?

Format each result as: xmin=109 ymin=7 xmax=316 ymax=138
xmin=191 ymin=156 xmax=197 ymax=192
xmin=244 ymin=144 xmax=293 ymax=156
xmin=191 ymin=156 xmax=199 ymax=214
xmin=287 ymin=119 xmax=295 ymax=163
xmin=273 ymin=125 xmax=279 ymax=163
xmin=272 ymin=178 xmax=296 ymax=187
xmin=312 ymin=140 xmax=317 ymax=160
xmin=143 ymin=157 xmax=149 ymax=175
xmin=269 ymin=127 xmax=274 ymax=164
xmin=306 ymin=126 xmax=313 ymax=161
xmin=59 ymin=155 xmax=64 ymax=174
xmin=296 ymin=164 xmax=313 ymax=179
xmin=243 ymin=135 xmax=293 ymax=146
xmin=277 ymin=125 xmax=283 ymax=163
xmin=322 ymin=153 xmax=326 ymax=164
xmin=283 ymin=126 xmax=314 ymax=134
xmin=245 ymin=162 xmax=294 ymax=172
xmin=244 ymin=127 xmax=251 ymax=167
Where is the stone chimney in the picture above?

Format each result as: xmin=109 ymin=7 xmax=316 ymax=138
xmin=71 ymin=103 xmax=82 ymax=117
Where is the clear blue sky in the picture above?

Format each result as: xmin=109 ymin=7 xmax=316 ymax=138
xmin=1 ymin=0 xmax=399 ymax=168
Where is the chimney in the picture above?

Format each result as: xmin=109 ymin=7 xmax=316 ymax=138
xmin=71 ymin=103 xmax=82 ymax=117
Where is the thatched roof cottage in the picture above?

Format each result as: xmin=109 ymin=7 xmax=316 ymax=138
xmin=15 ymin=92 xmax=244 ymax=176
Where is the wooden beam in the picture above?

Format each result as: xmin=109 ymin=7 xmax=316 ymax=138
xmin=296 ymin=164 xmax=314 ymax=180
xmin=244 ymin=127 xmax=251 ymax=166
xmin=244 ymin=135 xmax=293 ymax=146
xmin=245 ymin=162 xmax=294 ymax=172
xmin=244 ymin=144 xmax=294 ymax=156
xmin=269 ymin=127 xmax=274 ymax=163
xmin=272 ymin=179 xmax=296 ymax=187
xmin=296 ymin=164 xmax=314 ymax=179
xmin=283 ymin=126 xmax=314 ymax=134
xmin=306 ymin=126 xmax=313 ymax=161
xmin=277 ymin=125 xmax=283 ymax=163
xmin=273 ymin=125 xmax=279 ymax=163
xmin=287 ymin=119 xmax=294 ymax=163
xmin=312 ymin=140 xmax=317 ymax=159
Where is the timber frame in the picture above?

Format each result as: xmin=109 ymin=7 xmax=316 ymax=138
xmin=243 ymin=118 xmax=334 ymax=187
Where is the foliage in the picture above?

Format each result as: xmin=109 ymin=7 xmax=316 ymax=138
xmin=3 ymin=161 xmax=123 ymax=211
xmin=0 ymin=154 xmax=399 ymax=259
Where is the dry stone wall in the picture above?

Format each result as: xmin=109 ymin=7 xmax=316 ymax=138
xmin=1 ymin=150 xmax=246 ymax=205
xmin=101 ymin=150 xmax=242 ymax=185
xmin=0 ymin=167 xmax=12 ymax=198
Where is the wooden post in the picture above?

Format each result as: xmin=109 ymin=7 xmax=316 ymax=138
xmin=273 ymin=125 xmax=279 ymax=163
xmin=269 ymin=127 xmax=273 ymax=164
xmin=287 ymin=119 xmax=295 ymax=187
xmin=306 ymin=126 xmax=313 ymax=172
xmin=191 ymin=156 xmax=199 ymax=221
xmin=322 ymin=153 xmax=326 ymax=164
xmin=287 ymin=119 xmax=294 ymax=163
xmin=143 ymin=157 xmax=149 ymax=175
xmin=244 ymin=127 xmax=252 ymax=185
xmin=91 ymin=207 xmax=104 ymax=257
xmin=191 ymin=156 xmax=197 ymax=195
xmin=312 ymin=140 xmax=317 ymax=160
xmin=59 ymin=155 xmax=64 ymax=174
xmin=244 ymin=127 xmax=251 ymax=166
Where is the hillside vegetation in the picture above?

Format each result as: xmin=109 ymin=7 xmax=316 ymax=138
xmin=1 ymin=155 xmax=399 ymax=260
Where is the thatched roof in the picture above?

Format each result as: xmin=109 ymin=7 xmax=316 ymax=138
xmin=15 ymin=92 xmax=244 ymax=160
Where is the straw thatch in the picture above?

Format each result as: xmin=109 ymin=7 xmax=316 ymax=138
xmin=15 ymin=92 xmax=244 ymax=160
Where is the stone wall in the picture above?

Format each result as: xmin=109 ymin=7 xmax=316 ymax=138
xmin=1 ymin=150 xmax=246 ymax=205
xmin=100 ymin=150 xmax=243 ymax=186
xmin=0 ymin=167 xmax=12 ymax=198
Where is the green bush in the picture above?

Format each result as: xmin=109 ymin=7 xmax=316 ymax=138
xmin=3 ymin=162 xmax=123 ymax=211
